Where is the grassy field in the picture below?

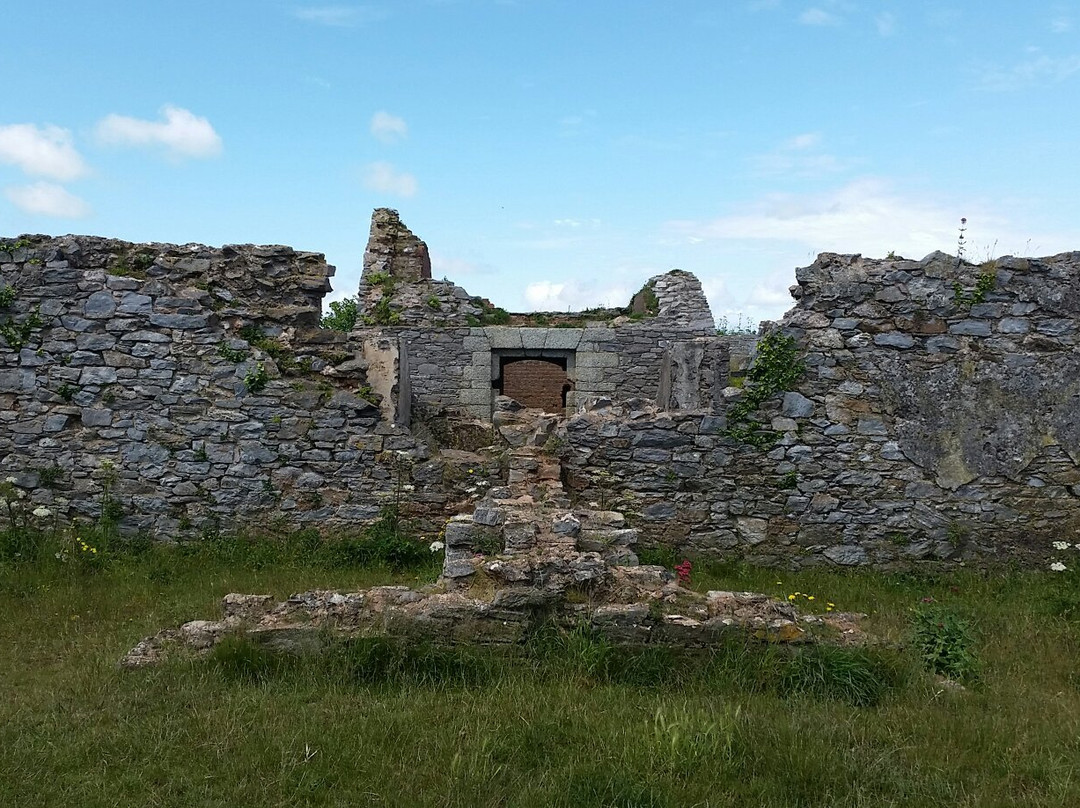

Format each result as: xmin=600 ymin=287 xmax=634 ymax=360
xmin=2 ymin=534 xmax=1080 ymax=807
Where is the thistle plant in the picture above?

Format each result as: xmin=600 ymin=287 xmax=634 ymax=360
xmin=956 ymin=217 xmax=967 ymax=265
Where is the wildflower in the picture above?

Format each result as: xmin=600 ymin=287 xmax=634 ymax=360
xmin=429 ymin=541 xmax=445 ymax=553
xmin=401 ymin=484 xmax=415 ymax=492
xmin=32 ymin=506 xmax=51 ymax=518
xmin=1052 ymin=541 xmax=1071 ymax=551
xmin=1051 ymin=561 xmax=1067 ymax=572
xmin=807 ymin=595 xmax=815 ymax=601
xmin=674 ymin=559 xmax=692 ymax=584
xmin=5 ymin=476 xmax=15 ymax=484
xmin=787 ymin=594 xmax=797 ymax=602
xmin=15 ymin=489 xmax=25 ymax=499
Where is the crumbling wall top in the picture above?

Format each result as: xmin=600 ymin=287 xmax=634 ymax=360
xmin=362 ymin=208 xmax=432 ymax=284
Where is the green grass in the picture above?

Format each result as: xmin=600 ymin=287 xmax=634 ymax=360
xmin=2 ymin=547 xmax=1080 ymax=807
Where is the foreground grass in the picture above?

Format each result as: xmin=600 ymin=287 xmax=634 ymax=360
xmin=2 ymin=549 xmax=1079 ymax=807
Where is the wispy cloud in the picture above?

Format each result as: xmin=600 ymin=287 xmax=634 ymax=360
xmin=749 ymin=132 xmax=850 ymax=178
xmin=0 ymin=124 xmax=88 ymax=181
xmin=876 ymin=11 xmax=896 ymax=36
xmin=370 ymin=111 xmax=408 ymax=144
xmin=5 ymin=182 xmax=90 ymax=218
xmin=96 ymin=105 xmax=223 ymax=159
xmin=799 ymin=7 xmax=840 ymax=25
xmin=292 ymin=5 xmax=386 ymax=27
xmin=665 ymin=178 xmax=966 ymax=258
xmin=1051 ymin=16 xmax=1072 ymax=33
xmin=976 ymin=51 xmax=1080 ymax=90
xmin=363 ymin=161 xmax=417 ymax=197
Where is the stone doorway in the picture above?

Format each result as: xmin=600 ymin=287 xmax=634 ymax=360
xmin=498 ymin=356 xmax=570 ymax=413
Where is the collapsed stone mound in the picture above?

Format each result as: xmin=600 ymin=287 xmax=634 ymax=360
xmin=121 ymin=399 xmax=866 ymax=668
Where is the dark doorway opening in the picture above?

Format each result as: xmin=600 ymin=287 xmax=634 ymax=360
xmin=497 ymin=356 xmax=570 ymax=413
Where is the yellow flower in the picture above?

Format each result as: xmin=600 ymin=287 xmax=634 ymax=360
xmin=807 ymin=595 xmax=815 ymax=600
xmin=787 ymin=594 xmax=796 ymax=601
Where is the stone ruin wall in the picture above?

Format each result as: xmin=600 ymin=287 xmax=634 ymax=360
xmin=565 ymin=250 xmax=1080 ymax=567
xmin=3 ymin=214 xmax=1080 ymax=569
xmin=0 ymin=235 xmax=449 ymax=538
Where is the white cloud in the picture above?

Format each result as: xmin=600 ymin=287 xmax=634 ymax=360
xmin=749 ymin=132 xmax=849 ymax=178
xmin=524 ymin=279 xmax=631 ymax=311
xmin=799 ymin=7 xmax=839 ymax=25
xmin=1051 ymin=16 xmax=1072 ymax=33
xmin=370 ymin=111 xmax=408 ymax=143
xmin=293 ymin=5 xmax=386 ymax=27
xmin=666 ymin=178 xmax=967 ymax=259
xmin=785 ymin=132 xmax=820 ymax=150
xmin=0 ymin=124 xmax=87 ymax=181
xmin=5 ymin=182 xmax=90 ymax=218
xmin=876 ymin=11 xmax=896 ymax=36
xmin=977 ymin=52 xmax=1080 ymax=90
xmin=96 ymin=105 xmax=223 ymax=159
xmin=363 ymin=161 xmax=417 ymax=197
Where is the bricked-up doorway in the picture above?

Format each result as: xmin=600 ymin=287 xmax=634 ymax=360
xmin=498 ymin=357 xmax=570 ymax=413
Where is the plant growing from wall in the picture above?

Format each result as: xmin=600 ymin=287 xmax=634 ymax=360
xmin=479 ymin=304 xmax=510 ymax=325
xmin=217 ymin=342 xmax=249 ymax=363
xmin=952 ymin=269 xmax=996 ymax=310
xmin=627 ymin=280 xmax=660 ymax=320
xmin=0 ymin=284 xmax=15 ymax=308
xmin=722 ymin=331 xmax=805 ymax=448
xmin=0 ymin=304 xmax=43 ymax=350
xmin=322 ymin=298 xmax=359 ymax=331
xmin=244 ymin=362 xmax=269 ymax=393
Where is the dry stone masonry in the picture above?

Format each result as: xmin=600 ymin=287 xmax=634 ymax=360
xmin=3 ymin=215 xmax=1080 ymax=572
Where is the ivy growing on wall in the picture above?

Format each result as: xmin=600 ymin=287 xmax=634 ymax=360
xmin=723 ymin=331 xmax=806 ymax=448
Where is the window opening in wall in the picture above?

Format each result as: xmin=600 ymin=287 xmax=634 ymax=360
xmin=496 ymin=356 xmax=571 ymax=413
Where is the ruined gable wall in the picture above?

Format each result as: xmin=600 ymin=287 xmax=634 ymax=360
xmin=0 ymin=235 xmax=437 ymax=538
xmin=564 ymin=250 xmax=1080 ymax=568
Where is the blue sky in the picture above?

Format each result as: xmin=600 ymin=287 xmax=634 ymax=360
xmin=2 ymin=1 xmax=1078 ymax=326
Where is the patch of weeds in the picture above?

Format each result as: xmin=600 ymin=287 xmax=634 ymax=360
xmin=716 ymin=312 xmax=757 ymax=335
xmin=479 ymin=305 xmax=511 ymax=325
xmin=628 ymin=280 xmax=660 ymax=317
xmin=321 ymin=298 xmax=359 ymax=331
xmin=209 ymin=634 xmax=286 ymax=684
xmin=57 ymin=383 xmax=79 ymax=402
xmin=911 ymin=604 xmax=980 ymax=682
xmin=108 ymin=253 xmax=149 ymax=279
xmin=471 ymin=527 xmax=504 ymax=557
xmin=777 ymin=470 xmax=798 ymax=490
xmin=244 ymin=362 xmax=269 ymax=393
xmin=0 ymin=284 xmax=15 ymax=307
xmin=426 ymin=294 xmax=442 ymax=312
xmin=722 ymin=330 xmax=805 ymax=448
xmin=217 ymin=342 xmax=248 ymax=363
xmin=38 ymin=465 xmax=63 ymax=488
xmin=0 ymin=306 xmax=44 ymax=350
xmin=773 ymin=643 xmax=904 ymax=707
xmin=946 ymin=520 xmax=969 ymax=548
xmin=637 ymin=545 xmax=679 ymax=569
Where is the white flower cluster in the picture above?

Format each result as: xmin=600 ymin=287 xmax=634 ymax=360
xmin=1049 ymin=541 xmax=1080 ymax=572
xmin=429 ymin=541 xmax=445 ymax=553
